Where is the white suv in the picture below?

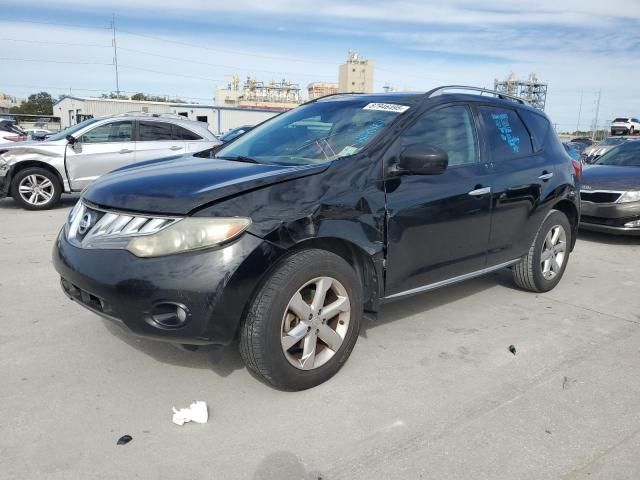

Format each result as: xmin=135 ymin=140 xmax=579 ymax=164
xmin=611 ymin=117 xmax=640 ymax=136
xmin=0 ymin=113 xmax=220 ymax=210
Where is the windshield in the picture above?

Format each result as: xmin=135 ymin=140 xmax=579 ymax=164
xmin=46 ymin=117 xmax=102 ymax=141
xmin=594 ymin=142 xmax=640 ymax=167
xmin=613 ymin=118 xmax=630 ymax=123
xmin=215 ymin=99 xmax=409 ymax=166
xmin=600 ymin=137 xmax=625 ymax=146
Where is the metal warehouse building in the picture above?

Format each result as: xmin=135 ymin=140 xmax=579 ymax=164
xmin=53 ymin=96 xmax=280 ymax=134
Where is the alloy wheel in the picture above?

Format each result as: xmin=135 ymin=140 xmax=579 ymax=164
xmin=540 ymin=225 xmax=567 ymax=280
xmin=18 ymin=174 xmax=55 ymax=206
xmin=280 ymin=276 xmax=351 ymax=370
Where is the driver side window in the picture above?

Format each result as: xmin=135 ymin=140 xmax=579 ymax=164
xmin=80 ymin=121 xmax=132 ymax=143
xmin=399 ymin=105 xmax=478 ymax=166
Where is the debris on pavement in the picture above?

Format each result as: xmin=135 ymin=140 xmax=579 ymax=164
xmin=508 ymin=345 xmax=517 ymax=355
xmin=172 ymin=401 xmax=209 ymax=426
xmin=117 ymin=435 xmax=132 ymax=446
xmin=562 ymin=376 xmax=577 ymax=390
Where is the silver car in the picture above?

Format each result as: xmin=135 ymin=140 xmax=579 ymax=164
xmin=0 ymin=113 xmax=220 ymax=210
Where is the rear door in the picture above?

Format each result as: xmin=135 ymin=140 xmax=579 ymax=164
xmin=135 ymin=121 xmax=189 ymax=162
xmin=65 ymin=120 xmax=134 ymax=191
xmin=478 ymin=105 xmax=556 ymax=265
xmin=384 ymin=103 xmax=493 ymax=297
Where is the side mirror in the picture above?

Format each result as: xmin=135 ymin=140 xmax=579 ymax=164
xmin=66 ymin=135 xmax=77 ymax=145
xmin=398 ymin=145 xmax=448 ymax=175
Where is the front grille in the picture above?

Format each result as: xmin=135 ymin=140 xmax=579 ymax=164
xmin=67 ymin=201 xmax=180 ymax=249
xmin=61 ymin=277 xmax=111 ymax=314
xmin=580 ymin=191 xmax=622 ymax=203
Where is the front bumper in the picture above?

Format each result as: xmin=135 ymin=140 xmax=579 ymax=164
xmin=579 ymin=199 xmax=640 ymax=236
xmin=52 ymin=228 xmax=285 ymax=345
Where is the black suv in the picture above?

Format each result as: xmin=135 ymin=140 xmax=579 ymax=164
xmin=53 ymin=86 xmax=581 ymax=390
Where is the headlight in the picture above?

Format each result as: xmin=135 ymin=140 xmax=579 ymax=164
xmin=126 ymin=217 xmax=251 ymax=257
xmin=618 ymin=191 xmax=640 ymax=203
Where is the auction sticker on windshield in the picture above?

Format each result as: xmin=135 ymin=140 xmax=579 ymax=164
xmin=362 ymin=103 xmax=410 ymax=113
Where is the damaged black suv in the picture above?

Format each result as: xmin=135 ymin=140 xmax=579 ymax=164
xmin=53 ymin=86 xmax=581 ymax=390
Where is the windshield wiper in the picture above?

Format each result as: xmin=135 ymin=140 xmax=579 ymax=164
xmin=217 ymin=155 xmax=260 ymax=164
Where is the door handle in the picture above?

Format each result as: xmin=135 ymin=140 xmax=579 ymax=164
xmin=468 ymin=186 xmax=491 ymax=196
xmin=539 ymin=172 xmax=554 ymax=181
xmin=170 ymin=146 xmax=184 ymax=151
xmin=119 ymin=149 xmax=133 ymax=154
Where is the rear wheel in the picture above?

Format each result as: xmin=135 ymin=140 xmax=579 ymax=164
xmin=240 ymin=249 xmax=362 ymax=391
xmin=512 ymin=209 xmax=572 ymax=292
xmin=11 ymin=167 xmax=61 ymax=210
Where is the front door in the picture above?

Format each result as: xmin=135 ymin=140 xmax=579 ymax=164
xmin=65 ymin=120 xmax=135 ymax=191
xmin=384 ymin=104 xmax=493 ymax=297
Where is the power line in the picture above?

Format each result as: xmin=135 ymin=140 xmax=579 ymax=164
xmin=0 ymin=18 xmax=111 ymax=29
xmin=116 ymin=46 xmax=335 ymax=79
xmin=118 ymin=64 xmax=227 ymax=83
xmin=0 ymin=37 xmax=111 ymax=48
xmin=0 ymin=57 xmax=113 ymax=66
xmin=116 ymin=27 xmax=339 ymax=66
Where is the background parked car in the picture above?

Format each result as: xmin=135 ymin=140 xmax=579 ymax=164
xmin=580 ymin=140 xmax=640 ymax=235
xmin=219 ymin=125 xmax=254 ymax=143
xmin=611 ymin=117 xmax=640 ymax=136
xmin=570 ymin=136 xmax=594 ymax=146
xmin=25 ymin=128 xmax=53 ymax=141
xmin=0 ymin=119 xmax=27 ymax=143
xmin=563 ymin=142 xmax=581 ymax=161
xmin=0 ymin=113 xmax=220 ymax=210
xmin=583 ymin=136 xmax=640 ymax=164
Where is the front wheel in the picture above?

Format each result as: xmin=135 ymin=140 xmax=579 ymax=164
xmin=11 ymin=167 xmax=62 ymax=210
xmin=512 ymin=209 xmax=572 ymax=292
xmin=240 ymin=249 xmax=362 ymax=391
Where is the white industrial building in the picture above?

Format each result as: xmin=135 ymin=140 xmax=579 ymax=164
xmin=53 ymin=96 xmax=280 ymax=134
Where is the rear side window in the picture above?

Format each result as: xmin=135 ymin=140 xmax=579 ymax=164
xmin=173 ymin=125 xmax=201 ymax=140
xmin=138 ymin=121 xmax=173 ymax=141
xmin=399 ymin=105 xmax=478 ymax=166
xmin=519 ymin=109 xmax=550 ymax=151
xmin=479 ymin=106 xmax=533 ymax=159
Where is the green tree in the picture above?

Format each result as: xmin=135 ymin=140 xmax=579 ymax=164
xmin=9 ymin=92 xmax=54 ymax=115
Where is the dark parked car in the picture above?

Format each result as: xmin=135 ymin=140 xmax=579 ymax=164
xmin=580 ymin=141 xmax=640 ymax=235
xmin=53 ymin=87 xmax=581 ymax=390
xmin=570 ymin=137 xmax=593 ymax=146
xmin=219 ymin=125 xmax=254 ymax=143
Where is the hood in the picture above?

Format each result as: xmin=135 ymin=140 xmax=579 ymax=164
xmin=83 ymin=155 xmax=329 ymax=215
xmin=581 ymin=165 xmax=640 ymax=191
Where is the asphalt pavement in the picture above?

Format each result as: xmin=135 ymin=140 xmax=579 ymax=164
xmin=1 ymin=194 xmax=640 ymax=480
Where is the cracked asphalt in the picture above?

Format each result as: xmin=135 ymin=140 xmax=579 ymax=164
xmin=1 ymin=194 xmax=640 ymax=480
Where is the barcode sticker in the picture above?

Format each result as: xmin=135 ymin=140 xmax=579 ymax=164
xmin=363 ymin=103 xmax=410 ymax=113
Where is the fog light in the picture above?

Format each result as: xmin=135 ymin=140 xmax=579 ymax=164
xmin=150 ymin=302 xmax=191 ymax=328
xmin=623 ymin=219 xmax=640 ymax=228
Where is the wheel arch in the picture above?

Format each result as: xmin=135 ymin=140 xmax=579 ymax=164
xmin=287 ymin=237 xmax=384 ymax=313
xmin=8 ymin=161 xmax=65 ymax=196
xmin=551 ymin=198 xmax=579 ymax=250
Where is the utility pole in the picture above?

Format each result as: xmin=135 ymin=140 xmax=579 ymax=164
xmin=576 ymin=89 xmax=583 ymax=133
xmin=591 ymin=89 xmax=601 ymax=141
xmin=111 ymin=14 xmax=120 ymax=97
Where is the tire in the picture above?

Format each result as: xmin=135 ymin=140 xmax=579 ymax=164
xmin=512 ymin=209 xmax=572 ymax=293
xmin=240 ymin=249 xmax=363 ymax=391
xmin=11 ymin=167 xmax=62 ymax=210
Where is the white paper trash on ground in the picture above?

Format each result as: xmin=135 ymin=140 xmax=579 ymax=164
xmin=172 ymin=401 xmax=209 ymax=426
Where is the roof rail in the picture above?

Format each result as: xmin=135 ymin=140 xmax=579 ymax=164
xmin=112 ymin=111 xmax=192 ymax=120
xmin=427 ymin=85 xmax=528 ymax=105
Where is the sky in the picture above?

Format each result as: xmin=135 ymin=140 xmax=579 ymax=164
xmin=1 ymin=0 xmax=639 ymax=132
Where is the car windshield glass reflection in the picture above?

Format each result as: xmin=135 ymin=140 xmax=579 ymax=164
xmin=594 ymin=142 xmax=640 ymax=167
xmin=215 ymin=100 xmax=408 ymax=166
xmin=47 ymin=118 xmax=102 ymax=141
